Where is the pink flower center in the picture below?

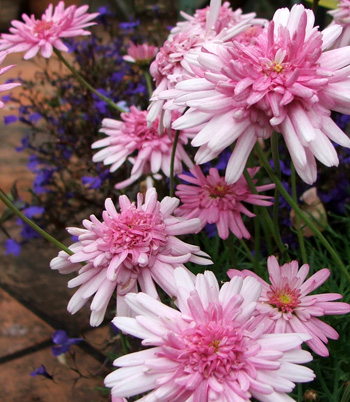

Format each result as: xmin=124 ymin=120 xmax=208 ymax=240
xmin=208 ymin=184 xmax=229 ymax=199
xmin=178 ymin=321 xmax=247 ymax=381
xmin=101 ymin=208 xmax=167 ymax=258
xmin=267 ymin=284 xmax=301 ymax=313
xmin=33 ymin=20 xmax=54 ymax=36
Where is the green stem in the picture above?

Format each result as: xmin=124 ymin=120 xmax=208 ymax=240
xmin=255 ymin=143 xmax=350 ymax=283
xmin=238 ymin=238 xmax=255 ymax=265
xmin=119 ymin=332 xmax=130 ymax=355
xmin=291 ymin=163 xmax=307 ymax=264
xmin=143 ymin=69 xmax=154 ymax=99
xmin=271 ymin=133 xmax=281 ymax=240
xmin=243 ymin=169 xmax=289 ymax=260
xmin=225 ymin=235 xmax=237 ymax=268
xmin=169 ymin=130 xmax=180 ymax=197
xmin=53 ymin=49 xmax=127 ymax=114
xmin=312 ymin=0 xmax=320 ymax=14
xmin=0 ymin=189 xmax=73 ymax=255
xmin=253 ymin=205 xmax=261 ymax=271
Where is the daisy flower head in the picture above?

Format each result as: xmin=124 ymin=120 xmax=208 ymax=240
xmin=0 ymin=52 xmax=21 ymax=108
xmin=105 ymin=267 xmax=315 ymax=401
xmin=228 ymin=256 xmax=350 ymax=357
xmin=169 ymin=1 xmax=258 ymax=40
xmin=50 ymin=188 xmax=212 ymax=326
xmin=328 ymin=0 xmax=350 ymax=48
xmin=92 ymin=106 xmax=193 ymax=189
xmin=147 ymin=0 xmax=260 ymax=129
xmin=0 ymin=1 xmax=99 ymax=59
xmin=123 ymin=42 xmax=158 ymax=67
xmin=168 ymin=4 xmax=350 ymax=185
xmin=175 ymin=166 xmax=274 ymax=240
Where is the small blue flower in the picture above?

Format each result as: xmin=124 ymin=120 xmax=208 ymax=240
xmin=119 ymin=20 xmax=140 ymax=31
xmin=51 ymin=330 xmax=83 ymax=356
xmin=5 ymin=239 xmax=21 ymax=256
xmin=23 ymin=206 xmax=45 ymax=219
xmin=4 ymin=115 xmax=18 ymax=125
xmin=82 ymin=176 xmax=102 ymax=189
xmin=31 ymin=364 xmax=53 ymax=380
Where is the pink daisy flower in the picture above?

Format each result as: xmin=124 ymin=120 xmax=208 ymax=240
xmin=0 ymin=1 xmax=98 ymax=59
xmin=0 ymin=52 xmax=21 ymax=107
xmin=169 ymin=1 xmax=259 ymax=40
xmin=92 ymin=106 xmax=193 ymax=189
xmin=123 ymin=42 xmax=158 ymax=66
xmin=175 ymin=166 xmax=274 ymax=240
xmin=147 ymin=0 xmax=260 ymax=129
xmin=50 ymin=188 xmax=212 ymax=326
xmin=166 ymin=4 xmax=350 ymax=184
xmin=228 ymin=256 xmax=350 ymax=357
xmin=328 ymin=0 xmax=350 ymax=48
xmin=105 ymin=267 xmax=315 ymax=401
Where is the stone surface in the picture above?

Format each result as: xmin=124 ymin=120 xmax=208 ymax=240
xmin=0 ymin=346 xmax=109 ymax=402
xmin=0 ymin=288 xmax=53 ymax=359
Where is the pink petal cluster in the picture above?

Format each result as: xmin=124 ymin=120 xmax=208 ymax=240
xmin=50 ymin=188 xmax=212 ymax=326
xmin=147 ymin=0 xmax=261 ymax=128
xmin=175 ymin=166 xmax=274 ymax=239
xmin=105 ymin=267 xmax=315 ymax=401
xmin=92 ymin=106 xmax=193 ymax=189
xmin=164 ymin=4 xmax=350 ymax=184
xmin=0 ymin=1 xmax=98 ymax=59
xmin=328 ymin=0 xmax=350 ymax=47
xmin=0 ymin=53 xmax=21 ymax=108
xmin=169 ymin=1 xmax=258 ymax=39
xmin=228 ymin=256 xmax=350 ymax=357
xmin=123 ymin=42 xmax=158 ymax=65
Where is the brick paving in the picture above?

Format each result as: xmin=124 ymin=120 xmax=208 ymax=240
xmin=0 ymin=53 xmax=115 ymax=402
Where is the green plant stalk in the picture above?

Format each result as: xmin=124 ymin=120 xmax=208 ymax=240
xmin=0 ymin=189 xmax=73 ymax=256
xmin=253 ymin=205 xmax=261 ymax=271
xmin=255 ymin=143 xmax=350 ymax=283
xmin=225 ymin=235 xmax=237 ymax=268
xmin=143 ymin=69 xmax=154 ymax=99
xmin=238 ymin=238 xmax=255 ymax=265
xmin=291 ymin=163 xmax=308 ymax=264
xmin=243 ymin=169 xmax=289 ymax=260
xmin=169 ymin=130 xmax=180 ymax=197
xmin=271 ymin=133 xmax=282 ymax=240
xmin=341 ymin=382 xmax=350 ymax=402
xmin=119 ymin=332 xmax=130 ymax=355
xmin=312 ymin=0 xmax=320 ymax=14
xmin=54 ymin=49 xmax=127 ymax=114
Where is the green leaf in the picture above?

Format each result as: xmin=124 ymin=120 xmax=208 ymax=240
xmin=304 ymin=0 xmax=339 ymax=9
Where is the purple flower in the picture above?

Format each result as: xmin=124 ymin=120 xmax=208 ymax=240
xmin=4 ymin=115 xmax=17 ymax=125
xmin=30 ymin=364 xmax=53 ymax=379
xmin=51 ymin=330 xmax=83 ymax=356
xmin=16 ymin=135 xmax=30 ymax=152
xmin=119 ymin=20 xmax=140 ymax=31
xmin=28 ymin=112 xmax=42 ymax=123
xmin=82 ymin=176 xmax=102 ymax=189
xmin=2 ymin=95 xmax=11 ymax=103
xmin=23 ymin=206 xmax=45 ymax=218
xmin=5 ymin=239 xmax=21 ymax=256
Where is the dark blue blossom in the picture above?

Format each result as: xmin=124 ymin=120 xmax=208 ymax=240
xmin=5 ymin=239 xmax=21 ymax=256
xmin=119 ymin=20 xmax=140 ymax=31
xmin=51 ymin=330 xmax=83 ymax=356
xmin=4 ymin=115 xmax=18 ymax=125
xmin=29 ymin=112 xmax=42 ymax=123
xmin=30 ymin=364 xmax=53 ymax=380
xmin=23 ymin=206 xmax=45 ymax=218
xmin=16 ymin=135 xmax=30 ymax=152
xmin=2 ymin=95 xmax=11 ymax=103
xmin=82 ymin=176 xmax=102 ymax=189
